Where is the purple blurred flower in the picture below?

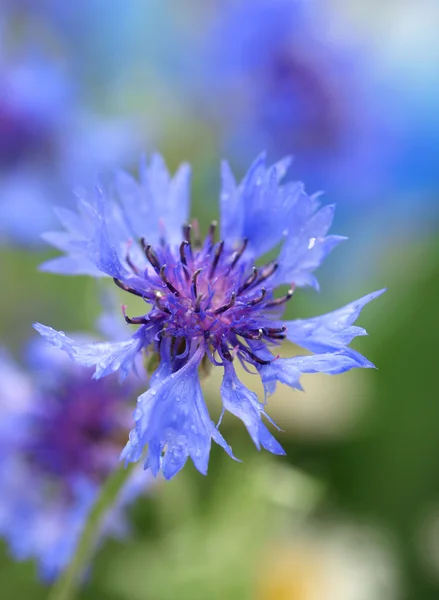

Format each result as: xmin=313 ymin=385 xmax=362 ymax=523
xmin=191 ymin=0 xmax=395 ymax=203
xmin=35 ymin=152 xmax=384 ymax=480
xmin=0 ymin=340 xmax=148 ymax=581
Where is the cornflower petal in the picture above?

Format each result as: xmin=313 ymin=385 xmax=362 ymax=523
xmin=121 ymin=346 xmax=237 ymax=479
xmin=220 ymin=153 xmax=303 ymax=258
xmin=221 ymin=362 xmax=285 ymax=455
xmin=284 ymin=289 xmax=386 ymax=359
xmin=259 ymin=352 xmax=374 ymax=396
xmin=33 ymin=323 xmax=151 ymax=381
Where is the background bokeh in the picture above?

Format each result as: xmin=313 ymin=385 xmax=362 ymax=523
xmin=1 ymin=1 xmax=438 ymax=598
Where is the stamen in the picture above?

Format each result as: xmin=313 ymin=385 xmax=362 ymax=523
xmin=262 ymin=326 xmax=287 ymax=340
xmin=154 ymin=291 xmax=171 ymax=314
xmin=263 ymin=326 xmax=286 ymax=335
xmin=159 ymin=264 xmax=179 ymax=296
xmin=121 ymin=305 xmax=148 ymax=325
xmin=208 ymin=220 xmax=218 ymax=245
xmin=265 ymin=289 xmax=294 ymax=308
xmin=214 ymin=291 xmax=236 ymax=315
xmin=113 ymin=277 xmax=146 ymax=298
xmin=141 ymin=240 xmax=161 ymax=273
xmin=191 ymin=268 xmax=203 ymax=298
xmin=233 ymin=328 xmax=263 ymax=340
xmin=238 ymin=267 xmax=258 ymax=294
xmin=254 ymin=261 xmax=279 ymax=286
xmin=179 ymin=240 xmax=189 ymax=266
xmin=248 ymin=287 xmax=267 ymax=306
xmin=195 ymin=294 xmax=204 ymax=313
xmin=209 ymin=240 xmax=224 ymax=278
xmin=230 ymin=238 xmax=248 ymax=270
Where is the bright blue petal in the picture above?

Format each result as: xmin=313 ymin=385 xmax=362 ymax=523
xmin=260 ymin=351 xmax=374 ymax=395
xmin=285 ymin=289 xmax=386 ymax=354
xmin=115 ymin=153 xmax=191 ymax=247
xmin=221 ymin=363 xmax=285 ymax=455
xmin=274 ymin=199 xmax=347 ymax=289
xmin=33 ymin=323 xmax=149 ymax=381
xmin=220 ymin=154 xmax=305 ymax=258
xmin=41 ymin=154 xmax=191 ymax=276
xmin=121 ymin=347 xmax=238 ymax=479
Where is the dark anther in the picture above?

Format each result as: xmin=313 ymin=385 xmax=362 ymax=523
xmin=230 ymin=238 xmax=248 ymax=270
xmin=238 ymin=267 xmax=258 ymax=294
xmin=262 ymin=326 xmax=287 ymax=340
xmin=122 ymin=306 xmax=148 ymax=325
xmin=244 ymin=348 xmax=272 ymax=365
xmin=255 ymin=261 xmax=279 ymax=286
xmin=141 ymin=240 xmax=161 ymax=273
xmin=265 ymin=289 xmax=294 ymax=308
xmin=209 ymin=240 xmax=224 ymax=278
xmin=179 ymin=240 xmax=189 ymax=266
xmin=220 ymin=340 xmax=233 ymax=362
xmin=263 ymin=326 xmax=286 ymax=335
xmin=113 ymin=277 xmax=145 ymax=298
xmin=191 ymin=268 xmax=203 ymax=298
xmin=195 ymin=294 xmax=204 ymax=313
xmin=248 ymin=287 xmax=267 ymax=306
xmin=154 ymin=291 xmax=171 ymax=314
xmin=208 ymin=221 xmax=218 ymax=245
xmin=233 ymin=328 xmax=263 ymax=340
xmin=214 ymin=291 xmax=236 ymax=315
xmin=159 ymin=264 xmax=179 ymax=296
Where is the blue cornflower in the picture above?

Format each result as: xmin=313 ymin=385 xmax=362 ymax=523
xmin=35 ymin=153 xmax=385 ymax=480
xmin=0 ymin=340 xmax=147 ymax=581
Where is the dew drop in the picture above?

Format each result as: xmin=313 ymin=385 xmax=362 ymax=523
xmin=129 ymin=430 xmax=139 ymax=444
xmin=170 ymin=446 xmax=184 ymax=464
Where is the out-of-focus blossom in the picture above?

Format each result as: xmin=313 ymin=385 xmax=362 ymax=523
xmin=190 ymin=0 xmax=394 ymax=203
xmin=35 ymin=152 xmax=384 ymax=480
xmin=0 ymin=339 xmax=148 ymax=581
xmin=0 ymin=21 xmax=141 ymax=246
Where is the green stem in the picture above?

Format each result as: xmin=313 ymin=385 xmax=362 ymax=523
xmin=48 ymin=462 xmax=136 ymax=600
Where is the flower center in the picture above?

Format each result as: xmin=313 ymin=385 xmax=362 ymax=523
xmin=24 ymin=377 xmax=130 ymax=489
xmin=114 ymin=222 xmax=294 ymax=364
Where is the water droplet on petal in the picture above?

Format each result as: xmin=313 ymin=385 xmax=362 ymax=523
xmin=133 ymin=407 xmax=143 ymax=420
xmin=129 ymin=430 xmax=139 ymax=444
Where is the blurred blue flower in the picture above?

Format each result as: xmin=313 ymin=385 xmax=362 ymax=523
xmin=0 ymin=339 xmax=148 ymax=581
xmin=191 ymin=0 xmax=395 ymax=204
xmin=35 ymin=152 xmax=384 ymax=480
xmin=0 ymin=25 xmax=141 ymax=246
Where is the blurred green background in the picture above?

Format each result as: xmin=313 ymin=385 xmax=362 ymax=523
xmin=1 ymin=1 xmax=439 ymax=599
